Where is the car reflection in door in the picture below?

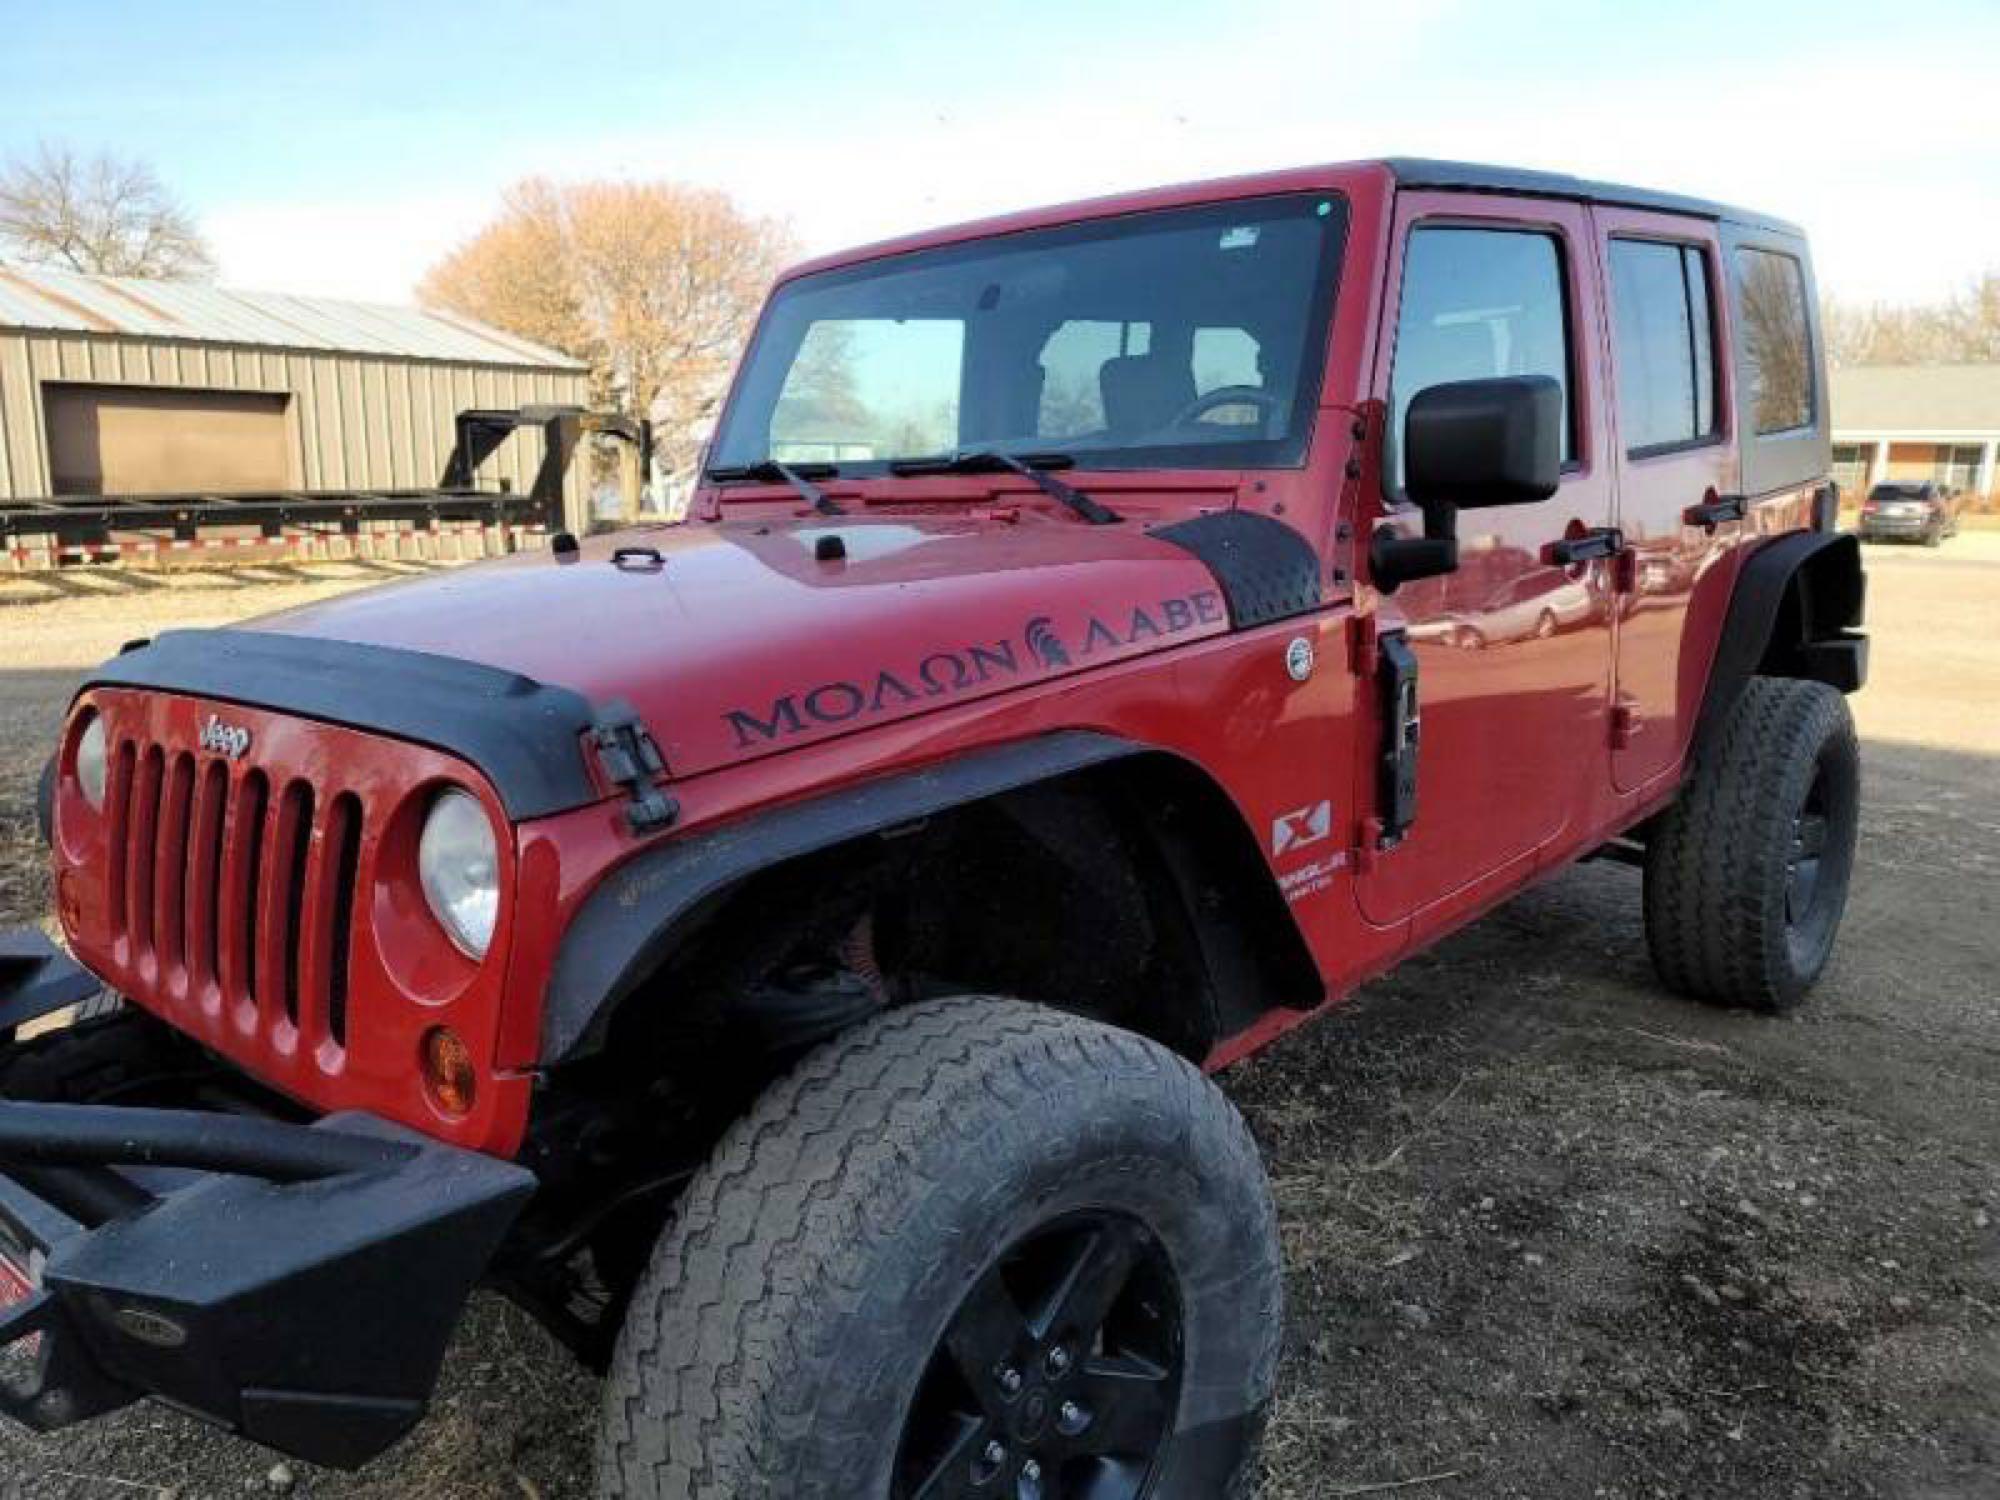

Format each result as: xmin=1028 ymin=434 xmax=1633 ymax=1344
xmin=1408 ymin=546 xmax=1605 ymax=651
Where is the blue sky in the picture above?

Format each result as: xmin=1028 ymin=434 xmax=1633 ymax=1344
xmin=3 ymin=0 xmax=1995 ymax=305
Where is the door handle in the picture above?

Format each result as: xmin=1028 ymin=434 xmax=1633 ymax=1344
xmin=1546 ymin=526 xmax=1624 ymax=566
xmin=1683 ymin=492 xmax=1747 ymax=530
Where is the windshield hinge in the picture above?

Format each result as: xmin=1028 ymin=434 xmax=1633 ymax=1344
xmin=590 ymin=699 xmax=677 ymax=834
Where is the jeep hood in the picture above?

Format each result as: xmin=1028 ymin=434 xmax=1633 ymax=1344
xmin=249 ymin=515 xmax=1241 ymax=781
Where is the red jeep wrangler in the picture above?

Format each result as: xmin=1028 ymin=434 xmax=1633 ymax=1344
xmin=0 ymin=159 xmax=1864 ymax=1498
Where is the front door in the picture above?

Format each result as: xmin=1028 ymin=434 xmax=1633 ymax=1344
xmin=1356 ymin=194 xmax=1618 ymax=928
xmin=1593 ymin=207 xmax=1738 ymax=791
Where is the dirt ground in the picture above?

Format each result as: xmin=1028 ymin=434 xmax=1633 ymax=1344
xmin=1 ymin=537 xmax=1996 ymax=1500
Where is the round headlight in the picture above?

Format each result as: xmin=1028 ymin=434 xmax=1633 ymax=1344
xmin=418 ymin=789 xmax=500 ymax=959
xmin=75 ymin=713 xmax=108 ymax=811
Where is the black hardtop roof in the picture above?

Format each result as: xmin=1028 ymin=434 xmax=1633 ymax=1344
xmin=1383 ymin=158 xmax=1804 ymax=238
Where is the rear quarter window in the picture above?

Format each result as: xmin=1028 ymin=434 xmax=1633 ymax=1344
xmin=1733 ymin=247 xmax=1815 ymax=435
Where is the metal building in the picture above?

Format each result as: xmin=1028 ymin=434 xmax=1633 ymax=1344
xmin=0 ymin=263 xmax=587 ymax=510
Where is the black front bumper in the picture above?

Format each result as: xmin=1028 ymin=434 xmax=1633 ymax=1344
xmin=0 ymin=938 xmax=535 ymax=1469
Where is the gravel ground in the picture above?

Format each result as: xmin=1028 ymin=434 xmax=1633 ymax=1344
xmin=1 ymin=537 xmax=1996 ymax=1499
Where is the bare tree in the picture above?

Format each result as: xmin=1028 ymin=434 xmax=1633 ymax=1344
xmin=420 ymin=178 xmax=794 ymax=481
xmin=1823 ymin=269 xmax=2000 ymax=366
xmin=0 ymin=143 xmax=215 ymax=279
xmin=1740 ymin=251 xmax=1813 ymax=430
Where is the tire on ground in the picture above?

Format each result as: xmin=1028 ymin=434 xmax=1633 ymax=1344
xmin=597 ymin=996 xmax=1283 ymax=1500
xmin=1643 ymin=674 xmax=1860 ymax=1011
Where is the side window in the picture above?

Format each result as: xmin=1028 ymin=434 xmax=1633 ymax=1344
xmin=1037 ymin=319 xmax=1152 ymax=439
xmin=1733 ymin=248 xmax=1814 ymax=435
xmin=1388 ymin=227 xmax=1573 ymax=490
xmin=1608 ymin=238 xmax=1719 ymax=453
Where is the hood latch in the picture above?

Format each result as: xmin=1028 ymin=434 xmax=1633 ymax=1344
xmin=590 ymin=699 xmax=677 ymax=834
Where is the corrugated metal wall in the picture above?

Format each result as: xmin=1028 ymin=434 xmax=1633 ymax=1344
xmin=0 ymin=329 xmax=588 ymax=503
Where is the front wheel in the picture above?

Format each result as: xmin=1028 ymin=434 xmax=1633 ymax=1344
xmin=1643 ymin=676 xmax=1860 ymax=1011
xmin=597 ymin=998 xmax=1283 ymax=1500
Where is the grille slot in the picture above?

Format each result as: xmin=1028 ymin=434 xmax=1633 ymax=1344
xmin=230 ymin=770 xmax=269 ymax=1011
xmin=156 ymin=753 xmax=194 ymax=982
xmin=188 ymin=758 xmax=229 ymax=995
xmin=274 ymin=781 xmax=316 ymax=1030
xmin=324 ymin=793 xmax=363 ymax=1051
xmin=105 ymin=739 xmax=136 ymax=945
xmin=127 ymin=746 xmax=164 ymax=965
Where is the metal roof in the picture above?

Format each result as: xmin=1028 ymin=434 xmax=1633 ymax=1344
xmin=0 ymin=261 xmax=585 ymax=370
xmin=1830 ymin=364 xmax=2000 ymax=436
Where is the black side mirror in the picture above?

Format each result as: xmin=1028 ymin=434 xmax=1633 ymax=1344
xmin=1372 ymin=375 xmax=1563 ymax=591
xmin=1405 ymin=375 xmax=1562 ymax=511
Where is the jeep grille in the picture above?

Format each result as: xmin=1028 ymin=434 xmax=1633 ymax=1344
xmin=105 ymin=732 xmax=362 ymax=1059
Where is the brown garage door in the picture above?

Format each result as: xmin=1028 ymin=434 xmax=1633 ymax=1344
xmin=44 ymin=384 xmax=293 ymax=496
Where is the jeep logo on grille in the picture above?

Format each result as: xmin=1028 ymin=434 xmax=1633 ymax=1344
xmin=198 ymin=713 xmax=251 ymax=760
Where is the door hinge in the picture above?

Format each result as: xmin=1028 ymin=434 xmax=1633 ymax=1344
xmin=1610 ymin=701 xmax=1642 ymax=750
xmin=1612 ymin=546 xmax=1639 ymax=595
xmin=591 ymin=698 xmax=678 ymax=833
xmin=1348 ymin=612 xmax=1379 ymax=676
xmin=1354 ymin=819 xmax=1383 ymax=874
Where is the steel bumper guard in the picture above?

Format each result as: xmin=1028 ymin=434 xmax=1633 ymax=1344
xmin=0 ymin=937 xmax=534 ymax=1469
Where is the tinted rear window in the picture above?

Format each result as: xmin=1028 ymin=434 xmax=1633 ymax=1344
xmin=1733 ymin=248 xmax=1815 ymax=435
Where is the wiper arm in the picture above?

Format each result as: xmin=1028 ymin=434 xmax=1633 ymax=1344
xmin=706 ymin=459 xmax=844 ymax=516
xmin=886 ymin=451 xmax=1120 ymax=525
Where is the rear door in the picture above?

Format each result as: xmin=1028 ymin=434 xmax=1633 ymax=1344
xmin=1592 ymin=209 xmax=1736 ymax=791
xmin=1356 ymin=194 xmax=1617 ymax=928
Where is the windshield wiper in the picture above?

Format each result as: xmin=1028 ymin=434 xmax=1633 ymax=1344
xmin=706 ymin=459 xmax=844 ymax=516
xmin=886 ymin=451 xmax=1120 ymax=525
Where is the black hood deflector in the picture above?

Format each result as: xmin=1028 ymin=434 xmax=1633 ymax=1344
xmin=83 ymin=629 xmax=599 ymax=821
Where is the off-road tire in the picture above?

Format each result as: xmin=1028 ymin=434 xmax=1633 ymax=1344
xmin=596 ymin=997 xmax=1282 ymax=1500
xmin=1643 ymin=675 xmax=1860 ymax=1011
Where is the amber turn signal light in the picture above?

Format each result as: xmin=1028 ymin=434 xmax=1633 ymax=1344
xmin=421 ymin=1026 xmax=477 ymax=1117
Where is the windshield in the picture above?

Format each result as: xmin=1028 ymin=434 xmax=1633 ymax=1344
xmin=710 ymin=193 xmax=1348 ymax=476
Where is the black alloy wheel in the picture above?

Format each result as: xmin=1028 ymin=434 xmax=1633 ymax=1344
xmin=895 ymin=1211 xmax=1184 ymax=1500
xmin=1785 ymin=769 xmax=1830 ymax=931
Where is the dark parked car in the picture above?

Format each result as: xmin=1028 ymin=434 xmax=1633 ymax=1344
xmin=1859 ymin=480 xmax=1962 ymax=546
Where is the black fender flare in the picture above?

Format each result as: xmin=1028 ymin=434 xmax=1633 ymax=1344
xmin=539 ymin=730 xmax=1149 ymax=1065
xmin=1691 ymin=530 xmax=1866 ymax=765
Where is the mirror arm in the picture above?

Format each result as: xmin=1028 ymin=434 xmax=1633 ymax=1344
xmin=1369 ymin=498 xmax=1459 ymax=593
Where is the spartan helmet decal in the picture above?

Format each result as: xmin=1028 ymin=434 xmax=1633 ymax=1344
xmin=1024 ymin=617 xmax=1071 ymax=668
